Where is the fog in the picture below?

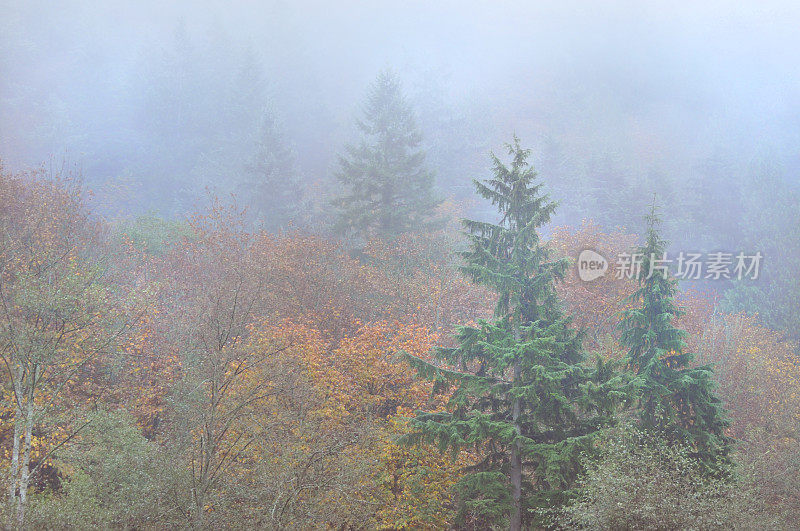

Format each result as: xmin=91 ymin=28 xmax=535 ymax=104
xmin=4 ymin=4 xmax=800 ymax=526
xmin=2 ymin=0 xmax=799 ymax=236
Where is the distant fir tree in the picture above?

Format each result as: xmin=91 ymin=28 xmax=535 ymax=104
xmin=240 ymin=110 xmax=304 ymax=231
xmin=333 ymin=71 xmax=440 ymax=240
xmin=404 ymin=138 xmax=622 ymax=530
xmin=618 ymin=204 xmax=732 ymax=473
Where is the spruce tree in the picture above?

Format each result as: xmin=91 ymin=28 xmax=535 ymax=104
xmin=240 ymin=110 xmax=304 ymax=231
xmin=333 ymin=71 xmax=440 ymax=240
xmin=618 ymin=204 xmax=731 ymax=473
xmin=404 ymin=138 xmax=620 ymax=529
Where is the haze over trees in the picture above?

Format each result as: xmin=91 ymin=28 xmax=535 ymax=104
xmin=1 ymin=1 xmax=800 ymax=529
xmin=240 ymin=110 xmax=305 ymax=231
xmin=333 ymin=71 xmax=440 ymax=241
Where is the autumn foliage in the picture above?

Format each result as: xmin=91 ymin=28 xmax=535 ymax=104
xmin=0 ymin=164 xmax=798 ymax=527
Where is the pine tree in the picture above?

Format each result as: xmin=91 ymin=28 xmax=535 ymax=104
xmin=404 ymin=138 xmax=620 ymax=529
xmin=240 ymin=110 xmax=304 ymax=231
xmin=618 ymin=204 xmax=732 ymax=473
xmin=333 ymin=71 xmax=440 ymax=240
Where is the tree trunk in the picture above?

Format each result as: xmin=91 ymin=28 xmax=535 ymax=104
xmin=16 ymin=377 xmax=35 ymax=528
xmin=7 ymin=415 xmax=20 ymax=504
xmin=510 ymin=360 xmax=523 ymax=531
xmin=7 ymin=368 xmax=23 ymax=507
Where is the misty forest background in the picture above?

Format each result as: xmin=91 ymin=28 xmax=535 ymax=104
xmin=1 ymin=1 xmax=800 ymax=529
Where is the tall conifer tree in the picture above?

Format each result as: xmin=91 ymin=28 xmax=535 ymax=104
xmin=618 ymin=204 xmax=731 ymax=473
xmin=240 ymin=110 xmax=304 ymax=231
xmin=405 ymin=138 xmax=620 ymax=529
xmin=333 ymin=71 xmax=440 ymax=240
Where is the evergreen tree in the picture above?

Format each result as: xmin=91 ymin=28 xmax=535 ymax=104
xmin=404 ymin=138 xmax=620 ymax=529
xmin=240 ymin=110 xmax=304 ymax=231
xmin=134 ymin=26 xmax=269 ymax=213
xmin=333 ymin=71 xmax=440 ymax=240
xmin=618 ymin=204 xmax=732 ymax=473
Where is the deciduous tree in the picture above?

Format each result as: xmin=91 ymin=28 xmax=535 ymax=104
xmin=0 ymin=167 xmax=130 ymax=526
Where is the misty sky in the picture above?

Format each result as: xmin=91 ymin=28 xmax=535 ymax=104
xmin=2 ymin=0 xmax=800 ymax=208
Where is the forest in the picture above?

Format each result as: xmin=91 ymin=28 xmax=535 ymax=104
xmin=2 ymin=1 xmax=800 ymax=530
